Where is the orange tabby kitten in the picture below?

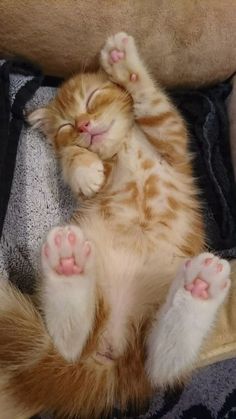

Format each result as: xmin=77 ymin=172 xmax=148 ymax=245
xmin=0 ymin=33 xmax=231 ymax=419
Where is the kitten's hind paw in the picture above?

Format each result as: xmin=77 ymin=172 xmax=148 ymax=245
xmin=183 ymin=253 xmax=231 ymax=302
xmin=41 ymin=225 xmax=92 ymax=279
xmin=41 ymin=225 xmax=95 ymax=363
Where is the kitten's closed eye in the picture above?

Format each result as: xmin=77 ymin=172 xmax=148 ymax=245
xmin=86 ymin=88 xmax=100 ymax=109
xmin=86 ymin=86 xmax=113 ymax=112
xmin=56 ymin=123 xmax=74 ymax=135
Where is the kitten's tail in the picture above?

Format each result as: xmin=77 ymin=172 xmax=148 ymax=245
xmin=0 ymin=279 xmax=149 ymax=419
xmin=0 ymin=279 xmax=49 ymax=418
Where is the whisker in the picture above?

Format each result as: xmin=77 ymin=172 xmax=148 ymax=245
xmin=81 ymin=58 xmax=89 ymax=73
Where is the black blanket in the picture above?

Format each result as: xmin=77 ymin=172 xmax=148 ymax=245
xmin=172 ymin=84 xmax=236 ymax=258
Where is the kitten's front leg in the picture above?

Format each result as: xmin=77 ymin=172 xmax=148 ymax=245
xmin=60 ymin=146 xmax=105 ymax=197
xmin=101 ymin=33 xmax=188 ymax=152
xmin=41 ymin=224 xmax=96 ymax=362
xmin=100 ymin=32 xmax=166 ymax=117
xmin=146 ymin=253 xmax=231 ymax=387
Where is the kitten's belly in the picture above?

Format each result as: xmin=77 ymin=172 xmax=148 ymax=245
xmin=74 ymin=129 xmax=203 ymax=361
xmin=81 ymin=215 xmax=184 ymax=361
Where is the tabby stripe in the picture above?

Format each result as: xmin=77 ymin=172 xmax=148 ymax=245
xmin=137 ymin=112 xmax=174 ymax=126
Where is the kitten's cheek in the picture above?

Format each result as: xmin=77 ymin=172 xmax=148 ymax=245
xmin=56 ymin=127 xmax=74 ymax=146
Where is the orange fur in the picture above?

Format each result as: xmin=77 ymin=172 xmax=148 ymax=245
xmin=0 ymin=34 xmax=207 ymax=418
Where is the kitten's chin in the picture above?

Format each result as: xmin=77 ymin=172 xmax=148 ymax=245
xmin=93 ymin=136 xmax=127 ymax=160
xmin=92 ymin=143 xmax=117 ymax=160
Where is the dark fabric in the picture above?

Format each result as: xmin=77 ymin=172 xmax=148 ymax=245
xmin=35 ymin=358 xmax=236 ymax=418
xmin=113 ymin=358 xmax=236 ymax=419
xmin=0 ymin=59 xmax=44 ymax=236
xmin=171 ymin=83 xmax=236 ymax=259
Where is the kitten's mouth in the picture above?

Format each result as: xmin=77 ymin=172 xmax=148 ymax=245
xmin=90 ymin=129 xmax=109 ymax=144
xmin=81 ymin=120 xmax=115 ymax=148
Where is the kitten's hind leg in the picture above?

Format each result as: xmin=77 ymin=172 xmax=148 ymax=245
xmin=41 ymin=225 xmax=96 ymax=362
xmin=146 ymin=253 xmax=231 ymax=387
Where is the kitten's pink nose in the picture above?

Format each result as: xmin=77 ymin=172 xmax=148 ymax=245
xmin=77 ymin=120 xmax=91 ymax=133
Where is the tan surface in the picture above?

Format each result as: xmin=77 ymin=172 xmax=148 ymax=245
xmin=199 ymin=260 xmax=236 ymax=367
xmin=0 ymin=0 xmax=236 ymax=87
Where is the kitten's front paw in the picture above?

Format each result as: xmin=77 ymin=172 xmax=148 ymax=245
xmin=72 ymin=160 xmax=105 ymax=197
xmin=183 ymin=253 xmax=231 ymax=302
xmin=41 ymin=225 xmax=92 ymax=278
xmin=100 ymin=32 xmax=142 ymax=86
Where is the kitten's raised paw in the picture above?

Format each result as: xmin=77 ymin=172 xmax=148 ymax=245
xmin=100 ymin=32 xmax=141 ymax=86
xmin=42 ymin=225 xmax=91 ymax=278
xmin=183 ymin=253 xmax=231 ymax=301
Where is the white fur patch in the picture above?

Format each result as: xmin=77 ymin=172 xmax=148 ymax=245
xmin=41 ymin=225 xmax=96 ymax=362
xmin=145 ymin=253 xmax=231 ymax=386
xmin=68 ymin=160 xmax=105 ymax=197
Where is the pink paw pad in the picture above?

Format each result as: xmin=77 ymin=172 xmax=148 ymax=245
xmin=44 ymin=243 xmax=50 ymax=258
xmin=56 ymin=256 xmax=82 ymax=276
xmin=185 ymin=277 xmax=209 ymax=300
xmin=185 ymin=259 xmax=191 ymax=268
xmin=84 ymin=241 xmax=91 ymax=256
xmin=130 ymin=73 xmax=138 ymax=82
xmin=68 ymin=231 xmax=76 ymax=245
xmin=203 ymin=257 xmax=213 ymax=266
xmin=183 ymin=253 xmax=231 ymax=301
xmin=216 ymin=263 xmax=223 ymax=273
xmin=221 ymin=281 xmax=229 ymax=290
xmin=54 ymin=234 xmax=62 ymax=248
xmin=203 ymin=257 xmax=223 ymax=273
xmin=110 ymin=49 xmax=125 ymax=63
xmin=42 ymin=226 xmax=92 ymax=278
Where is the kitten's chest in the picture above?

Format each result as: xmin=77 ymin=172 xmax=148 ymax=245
xmin=100 ymin=135 xmax=180 ymax=231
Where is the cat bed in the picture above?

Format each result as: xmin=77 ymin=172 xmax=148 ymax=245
xmin=0 ymin=0 xmax=236 ymax=88
xmin=0 ymin=59 xmax=236 ymax=417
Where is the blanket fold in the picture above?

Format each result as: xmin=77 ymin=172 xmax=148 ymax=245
xmin=0 ymin=59 xmax=43 ymax=236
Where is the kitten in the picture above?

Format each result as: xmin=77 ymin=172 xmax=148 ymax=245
xmin=0 ymin=33 xmax=231 ymax=419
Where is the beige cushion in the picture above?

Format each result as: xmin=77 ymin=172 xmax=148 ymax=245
xmin=0 ymin=0 xmax=236 ymax=87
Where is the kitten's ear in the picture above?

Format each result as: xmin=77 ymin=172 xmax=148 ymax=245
xmin=27 ymin=107 xmax=52 ymax=136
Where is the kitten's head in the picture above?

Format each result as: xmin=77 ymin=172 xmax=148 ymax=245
xmin=28 ymin=72 xmax=133 ymax=159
